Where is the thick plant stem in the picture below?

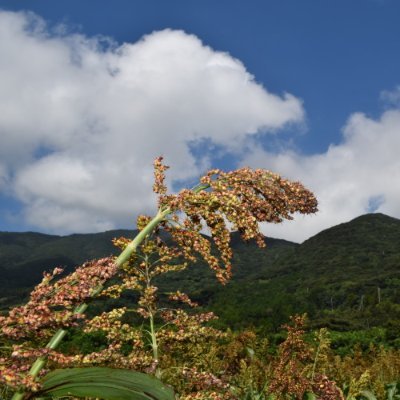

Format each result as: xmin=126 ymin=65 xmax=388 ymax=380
xmin=149 ymin=315 xmax=158 ymax=363
xmin=150 ymin=314 xmax=162 ymax=380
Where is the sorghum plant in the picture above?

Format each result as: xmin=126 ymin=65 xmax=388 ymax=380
xmin=0 ymin=157 xmax=317 ymax=399
xmin=268 ymin=315 xmax=344 ymax=400
xmin=268 ymin=315 xmax=313 ymax=398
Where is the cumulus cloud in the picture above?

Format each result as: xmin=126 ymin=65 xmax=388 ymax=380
xmin=243 ymin=107 xmax=400 ymax=242
xmin=0 ymin=10 xmax=304 ymax=233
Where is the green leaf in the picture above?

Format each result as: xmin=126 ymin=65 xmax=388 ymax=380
xmin=386 ymin=382 xmax=400 ymax=400
xmin=358 ymin=390 xmax=377 ymax=400
xmin=387 ymin=383 xmax=397 ymax=400
xmin=37 ymin=367 xmax=175 ymax=400
xmin=303 ymin=392 xmax=317 ymax=400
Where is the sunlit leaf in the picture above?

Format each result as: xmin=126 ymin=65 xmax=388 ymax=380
xmin=37 ymin=367 xmax=175 ymax=400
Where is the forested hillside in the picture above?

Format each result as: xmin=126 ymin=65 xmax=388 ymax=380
xmin=1 ymin=213 xmax=400 ymax=340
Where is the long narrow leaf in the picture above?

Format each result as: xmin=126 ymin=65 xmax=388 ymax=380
xmin=37 ymin=367 xmax=175 ymax=400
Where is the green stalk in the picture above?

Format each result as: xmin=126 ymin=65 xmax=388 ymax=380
xmin=114 ymin=207 xmax=170 ymax=267
xmin=142 ymin=250 xmax=160 ymax=378
xmin=149 ymin=313 xmax=159 ymax=364
xmin=11 ymin=183 xmax=210 ymax=399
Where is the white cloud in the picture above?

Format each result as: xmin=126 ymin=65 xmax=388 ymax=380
xmin=243 ymin=107 xmax=400 ymax=242
xmin=380 ymin=86 xmax=400 ymax=107
xmin=0 ymin=10 xmax=304 ymax=233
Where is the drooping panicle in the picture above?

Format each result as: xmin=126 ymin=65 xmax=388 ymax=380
xmin=157 ymin=164 xmax=317 ymax=283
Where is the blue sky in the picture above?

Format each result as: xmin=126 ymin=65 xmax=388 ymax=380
xmin=0 ymin=0 xmax=399 ymax=241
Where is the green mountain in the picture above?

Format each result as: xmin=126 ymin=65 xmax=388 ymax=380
xmin=0 ymin=229 xmax=138 ymax=306
xmin=204 ymin=213 xmax=400 ymax=333
xmin=1 ymin=213 xmax=400 ymax=338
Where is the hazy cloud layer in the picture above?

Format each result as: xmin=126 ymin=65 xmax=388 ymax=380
xmin=0 ymin=10 xmax=304 ymax=232
xmin=243 ymin=108 xmax=400 ymax=242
